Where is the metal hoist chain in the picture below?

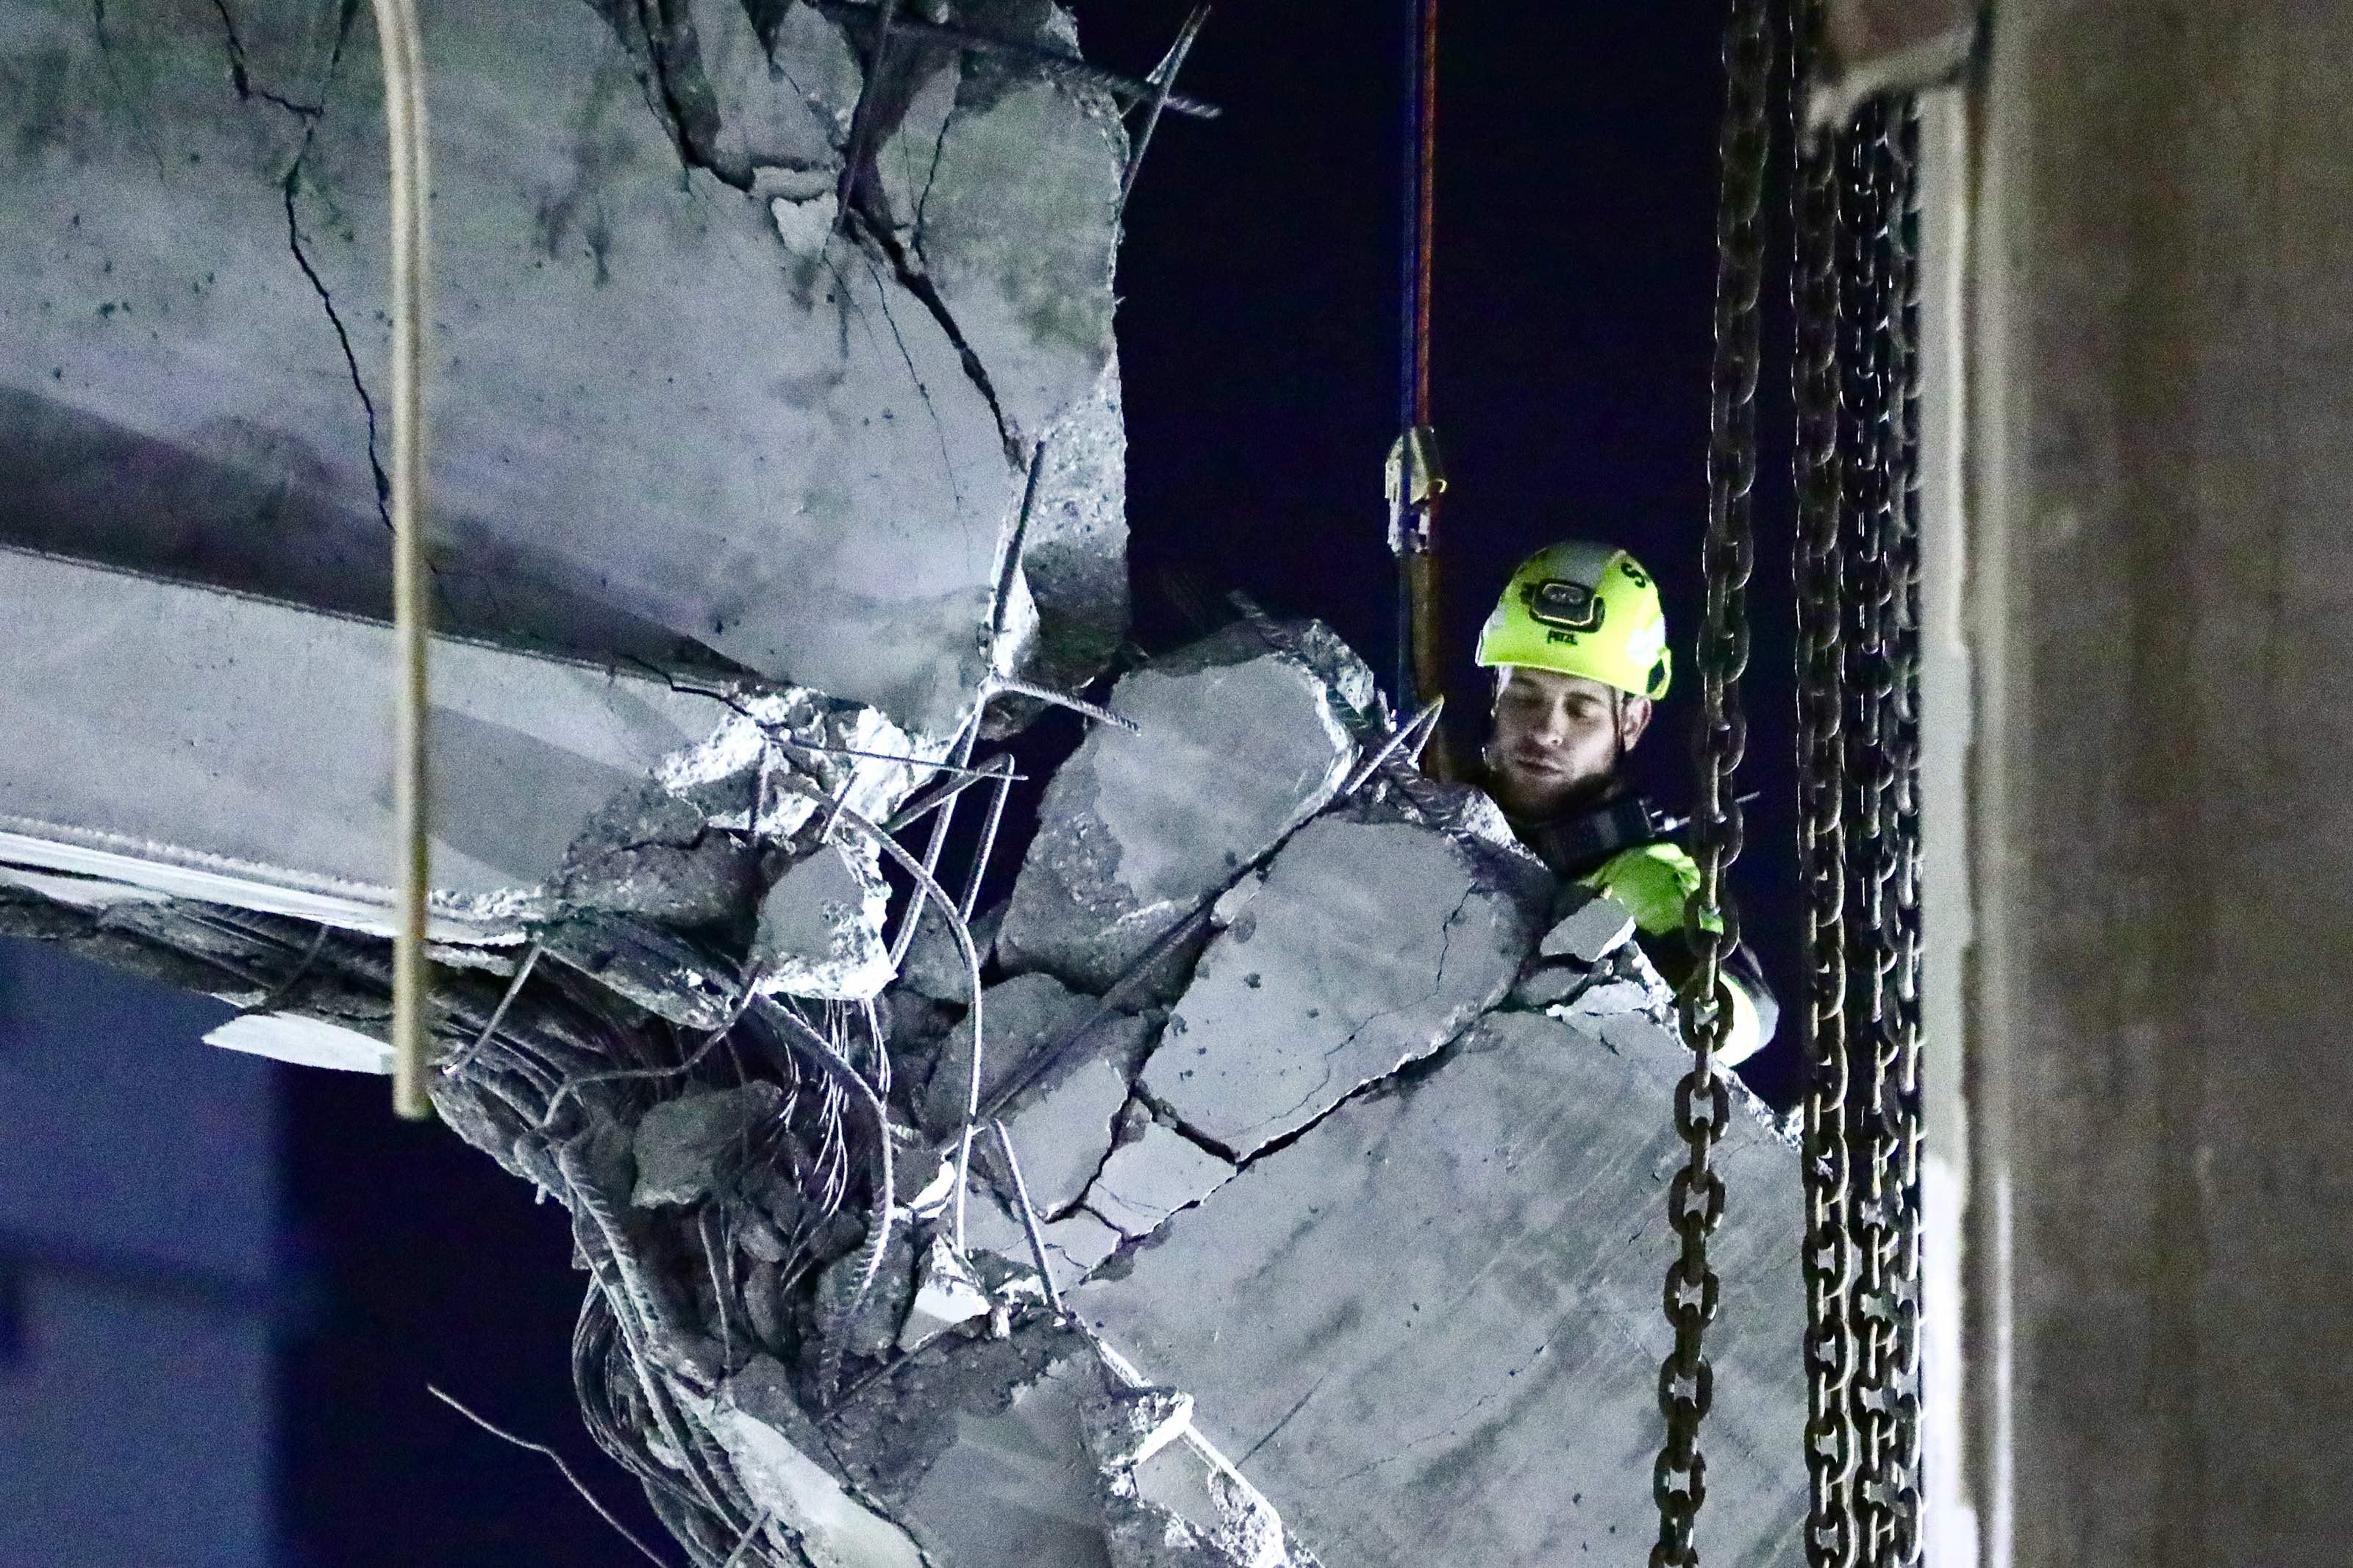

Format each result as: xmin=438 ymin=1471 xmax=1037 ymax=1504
xmin=1840 ymin=99 xmax=1897 ymax=1568
xmin=1882 ymin=102 xmax=1928 ymax=1568
xmin=1790 ymin=18 xmax=1927 ymax=1561
xmin=1790 ymin=0 xmax=1857 ymax=1561
xmin=1649 ymin=0 xmax=1769 ymax=1561
xmin=1837 ymin=96 xmax=1926 ymax=1568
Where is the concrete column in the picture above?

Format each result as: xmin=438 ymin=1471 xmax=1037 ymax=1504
xmin=1962 ymin=3 xmax=2353 ymax=1563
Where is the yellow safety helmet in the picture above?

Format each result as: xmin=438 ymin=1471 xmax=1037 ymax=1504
xmin=1474 ymin=541 xmax=1672 ymax=700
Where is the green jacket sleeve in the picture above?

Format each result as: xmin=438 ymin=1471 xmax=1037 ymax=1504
xmin=1579 ymin=842 xmax=1777 ymax=1067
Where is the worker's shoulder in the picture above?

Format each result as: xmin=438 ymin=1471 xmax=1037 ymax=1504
xmin=1576 ymin=839 xmax=1699 ymax=934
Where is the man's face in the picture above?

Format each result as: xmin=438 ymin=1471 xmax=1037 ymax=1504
xmin=1483 ymin=666 xmax=1652 ymax=819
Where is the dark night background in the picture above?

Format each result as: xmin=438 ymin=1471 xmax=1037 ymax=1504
xmin=265 ymin=5 xmax=1801 ymax=1561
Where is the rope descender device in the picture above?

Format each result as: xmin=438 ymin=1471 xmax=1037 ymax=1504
xmin=1385 ymin=0 xmax=1454 ymax=778
xmin=1384 ymin=424 xmax=1447 ymax=558
xmin=1386 ymin=423 xmax=1452 ymax=778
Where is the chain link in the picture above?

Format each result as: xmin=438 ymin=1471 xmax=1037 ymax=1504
xmin=1883 ymin=99 xmax=1928 ymax=1568
xmin=1790 ymin=1 xmax=1857 ymax=1560
xmin=1836 ymin=95 xmax=1926 ymax=1568
xmin=1650 ymin=0 xmax=1769 ymax=1561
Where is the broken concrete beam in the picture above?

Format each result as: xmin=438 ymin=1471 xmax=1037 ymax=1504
xmin=1076 ymin=1006 xmax=1808 ymax=1565
xmin=997 ymin=621 xmax=1381 ymax=995
xmin=1139 ymin=811 xmax=1550 ymax=1159
xmin=0 ymin=547 xmax=733 ymax=938
xmin=0 ymin=0 xmax=1132 ymax=735
xmin=2 ymin=540 xmax=946 ymax=959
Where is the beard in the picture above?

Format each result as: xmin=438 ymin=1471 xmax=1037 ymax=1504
xmin=1482 ymin=742 xmax=1614 ymax=822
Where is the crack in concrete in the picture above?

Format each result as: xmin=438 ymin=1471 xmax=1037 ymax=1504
xmin=265 ymin=7 xmax=402 ymax=545
xmin=1236 ymin=1367 xmax=1332 ymax=1468
xmin=616 ymin=0 xmax=757 ymax=190
xmin=858 ymin=251 xmax=965 ymax=508
xmin=1243 ymin=881 xmax=1484 ymax=1153
xmin=910 ymin=101 xmax=958 ymax=248
xmin=281 ymin=165 xmax=392 ymax=537
xmin=849 ymin=198 xmax=1018 ymax=463
xmin=1316 ymin=1339 xmax=1554 ymax=1489
xmin=92 ymin=0 xmax=169 ymax=182
xmin=1043 ymin=1090 xmax=1138 ymax=1224
xmin=211 ymin=0 xmax=324 ymax=119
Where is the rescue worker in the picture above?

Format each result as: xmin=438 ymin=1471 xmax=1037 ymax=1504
xmin=1468 ymin=540 xmax=1777 ymax=1064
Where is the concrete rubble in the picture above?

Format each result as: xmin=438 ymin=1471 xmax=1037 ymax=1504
xmin=997 ymin=621 xmax=1382 ymax=995
xmin=4 ymin=600 xmax=1812 ymax=1564
xmin=1139 ymin=809 xmax=1549 ymax=1159
xmin=1539 ymin=887 xmax=1639 ymax=964
xmin=0 ymin=4 xmax=1815 ymax=1561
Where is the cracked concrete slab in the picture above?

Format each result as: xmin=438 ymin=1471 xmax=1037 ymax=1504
xmin=963 ymin=1185 xmax=1127 ymax=1295
xmin=998 ymin=623 xmax=1377 ymax=994
xmin=0 ymin=0 xmax=1129 ymax=735
xmin=1076 ymin=1007 xmax=1809 ymax=1567
xmin=1139 ymin=812 xmax=1550 ymax=1159
xmin=998 ymin=1054 xmax=1132 ymax=1217
xmin=1082 ymin=1123 xmax=1233 ymax=1239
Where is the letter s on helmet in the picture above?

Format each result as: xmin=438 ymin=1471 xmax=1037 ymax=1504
xmin=1474 ymin=541 xmax=1672 ymax=700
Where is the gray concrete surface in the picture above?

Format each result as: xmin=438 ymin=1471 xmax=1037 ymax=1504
xmin=1140 ymin=813 xmax=1547 ymax=1158
xmin=1078 ymin=1007 xmax=1807 ymax=1567
xmin=1960 ymin=5 xmax=2353 ymax=1561
xmin=998 ymin=623 xmax=1373 ymax=995
xmin=0 ymin=545 xmax=730 ymax=936
xmin=0 ymin=0 xmax=1129 ymax=734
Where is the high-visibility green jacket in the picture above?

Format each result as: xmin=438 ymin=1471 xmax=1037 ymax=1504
xmin=1490 ymin=786 xmax=1779 ymax=1067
